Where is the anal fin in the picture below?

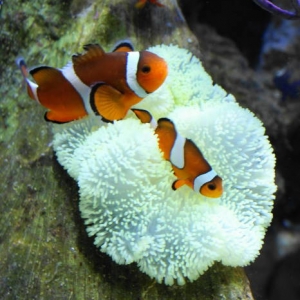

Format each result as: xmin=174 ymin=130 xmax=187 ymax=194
xmin=44 ymin=111 xmax=82 ymax=124
xmin=131 ymin=108 xmax=152 ymax=123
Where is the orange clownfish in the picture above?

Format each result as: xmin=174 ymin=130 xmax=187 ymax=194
xmin=135 ymin=0 xmax=164 ymax=9
xmin=132 ymin=109 xmax=223 ymax=198
xmin=17 ymin=41 xmax=168 ymax=123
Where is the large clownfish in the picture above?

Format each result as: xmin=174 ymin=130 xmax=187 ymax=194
xmin=17 ymin=41 xmax=168 ymax=123
xmin=132 ymin=109 xmax=223 ymax=198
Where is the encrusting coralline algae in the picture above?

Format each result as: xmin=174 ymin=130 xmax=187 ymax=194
xmin=53 ymin=45 xmax=276 ymax=285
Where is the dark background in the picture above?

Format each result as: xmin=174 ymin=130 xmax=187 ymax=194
xmin=179 ymin=1 xmax=300 ymax=299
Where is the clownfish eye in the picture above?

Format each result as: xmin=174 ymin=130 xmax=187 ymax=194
xmin=208 ymin=183 xmax=216 ymax=190
xmin=141 ymin=65 xmax=151 ymax=73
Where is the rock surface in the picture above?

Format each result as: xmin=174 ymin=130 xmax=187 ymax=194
xmin=0 ymin=0 xmax=266 ymax=298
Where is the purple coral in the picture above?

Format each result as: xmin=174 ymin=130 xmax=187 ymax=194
xmin=253 ymin=0 xmax=300 ymax=19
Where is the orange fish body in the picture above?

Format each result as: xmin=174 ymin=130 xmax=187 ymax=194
xmin=17 ymin=41 xmax=168 ymax=123
xmin=132 ymin=109 xmax=223 ymax=198
xmin=28 ymin=66 xmax=88 ymax=123
xmin=135 ymin=0 xmax=164 ymax=9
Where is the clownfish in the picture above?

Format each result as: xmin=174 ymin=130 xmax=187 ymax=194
xmin=132 ymin=109 xmax=223 ymax=198
xmin=17 ymin=41 xmax=168 ymax=123
xmin=135 ymin=0 xmax=164 ymax=9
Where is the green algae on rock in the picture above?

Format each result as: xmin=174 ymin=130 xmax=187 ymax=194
xmin=53 ymin=45 xmax=277 ymax=285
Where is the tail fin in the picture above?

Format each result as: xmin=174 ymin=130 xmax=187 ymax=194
xmin=16 ymin=57 xmax=29 ymax=79
xmin=16 ymin=57 xmax=39 ymax=101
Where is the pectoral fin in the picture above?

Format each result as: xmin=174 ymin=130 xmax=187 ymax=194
xmin=90 ymin=82 xmax=126 ymax=121
xmin=172 ymin=179 xmax=192 ymax=190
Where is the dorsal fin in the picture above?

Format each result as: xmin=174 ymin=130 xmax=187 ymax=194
xmin=29 ymin=66 xmax=62 ymax=86
xmin=112 ymin=40 xmax=134 ymax=52
xmin=72 ymin=44 xmax=105 ymax=66
xmin=157 ymin=118 xmax=176 ymax=131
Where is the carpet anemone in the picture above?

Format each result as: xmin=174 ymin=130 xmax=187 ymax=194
xmin=53 ymin=45 xmax=276 ymax=285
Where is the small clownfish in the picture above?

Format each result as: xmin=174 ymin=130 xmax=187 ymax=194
xmin=132 ymin=109 xmax=223 ymax=198
xmin=16 ymin=41 xmax=168 ymax=123
xmin=135 ymin=0 xmax=164 ymax=9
